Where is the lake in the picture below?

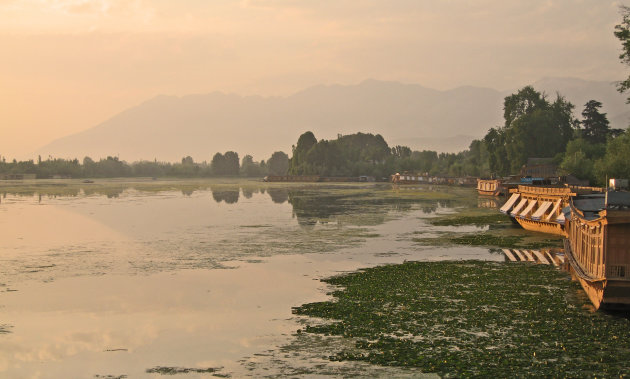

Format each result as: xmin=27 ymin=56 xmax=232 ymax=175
xmin=0 ymin=179 xmax=624 ymax=378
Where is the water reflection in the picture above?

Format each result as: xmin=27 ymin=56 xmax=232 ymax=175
xmin=211 ymin=187 xmax=240 ymax=204
xmin=478 ymin=197 xmax=502 ymax=209
xmin=0 ymin=180 xmax=506 ymax=377
xmin=267 ymin=188 xmax=289 ymax=204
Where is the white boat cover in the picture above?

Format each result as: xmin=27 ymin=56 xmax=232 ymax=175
xmin=531 ymin=201 xmax=552 ymax=221
xmin=510 ymin=198 xmax=528 ymax=217
xmin=544 ymin=199 xmax=562 ymax=222
xmin=500 ymin=193 xmax=520 ymax=214
xmin=556 ymin=211 xmax=566 ymax=225
xmin=519 ymin=200 xmax=537 ymax=218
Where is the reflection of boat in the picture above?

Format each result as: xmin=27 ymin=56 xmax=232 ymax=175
xmin=477 ymin=197 xmax=501 ymax=209
xmin=500 ymin=185 xmax=603 ymax=237
xmin=564 ymin=191 xmax=630 ymax=310
xmin=501 ymin=248 xmax=565 ymax=266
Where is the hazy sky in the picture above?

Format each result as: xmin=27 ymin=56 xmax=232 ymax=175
xmin=1 ymin=0 xmax=628 ymax=159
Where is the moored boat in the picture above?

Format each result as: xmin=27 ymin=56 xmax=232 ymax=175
xmin=477 ymin=178 xmax=504 ymax=196
xmin=500 ymin=184 xmax=604 ymax=237
xmin=564 ymin=191 xmax=630 ymax=310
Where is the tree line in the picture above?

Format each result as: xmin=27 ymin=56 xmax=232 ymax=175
xmin=3 ymin=88 xmax=627 ymax=183
xmin=285 ymin=88 xmax=629 ymax=185
xmin=0 ymin=151 xmax=290 ymax=179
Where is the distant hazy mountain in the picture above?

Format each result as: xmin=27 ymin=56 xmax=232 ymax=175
xmin=37 ymin=78 xmax=628 ymax=162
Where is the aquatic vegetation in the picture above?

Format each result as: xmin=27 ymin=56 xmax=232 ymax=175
xmin=293 ymin=261 xmax=630 ymax=377
xmin=412 ymin=232 xmax=563 ymax=249
xmin=428 ymin=212 xmax=511 ymax=227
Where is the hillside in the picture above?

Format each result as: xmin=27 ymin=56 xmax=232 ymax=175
xmin=36 ymin=78 xmax=628 ymax=162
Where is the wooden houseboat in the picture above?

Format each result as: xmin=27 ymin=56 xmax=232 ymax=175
xmin=564 ymin=192 xmax=630 ymax=310
xmin=477 ymin=178 xmax=504 ymax=196
xmin=499 ymin=184 xmax=603 ymax=237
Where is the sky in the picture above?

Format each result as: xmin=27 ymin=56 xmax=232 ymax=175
xmin=0 ymin=0 xmax=628 ymax=160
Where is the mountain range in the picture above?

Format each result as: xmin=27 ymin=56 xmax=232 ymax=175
xmin=36 ymin=77 xmax=629 ymax=162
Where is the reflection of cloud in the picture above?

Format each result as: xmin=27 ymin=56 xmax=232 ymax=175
xmin=2 ymin=321 xmax=159 ymax=367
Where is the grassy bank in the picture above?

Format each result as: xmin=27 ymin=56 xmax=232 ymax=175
xmin=293 ymin=261 xmax=630 ymax=377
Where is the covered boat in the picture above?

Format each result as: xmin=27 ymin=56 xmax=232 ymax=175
xmin=564 ymin=191 xmax=630 ymax=310
xmin=500 ymin=185 xmax=604 ymax=236
xmin=477 ymin=178 xmax=504 ymax=196
xmin=501 ymin=185 xmax=574 ymax=236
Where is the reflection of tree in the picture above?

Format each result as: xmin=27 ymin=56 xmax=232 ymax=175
xmin=242 ymin=187 xmax=258 ymax=199
xmin=288 ymin=190 xmax=345 ymax=225
xmin=267 ymin=188 xmax=289 ymax=204
xmin=420 ymin=204 xmax=438 ymax=214
xmin=211 ymin=188 xmax=239 ymax=204
xmin=83 ymin=187 xmax=123 ymax=198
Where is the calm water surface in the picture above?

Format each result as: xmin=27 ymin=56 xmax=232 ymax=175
xmin=0 ymin=179 xmax=502 ymax=378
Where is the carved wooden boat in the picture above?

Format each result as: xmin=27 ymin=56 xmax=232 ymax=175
xmin=477 ymin=178 xmax=504 ymax=196
xmin=564 ymin=192 xmax=630 ymax=310
xmin=500 ymin=185 xmax=604 ymax=237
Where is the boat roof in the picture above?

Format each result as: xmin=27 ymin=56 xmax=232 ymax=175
xmin=572 ymin=191 xmax=630 ymax=220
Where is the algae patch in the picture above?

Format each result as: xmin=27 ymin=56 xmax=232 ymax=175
xmin=293 ymin=261 xmax=630 ymax=377
xmin=428 ymin=213 xmax=511 ymax=227
xmin=413 ymin=233 xmax=563 ymax=249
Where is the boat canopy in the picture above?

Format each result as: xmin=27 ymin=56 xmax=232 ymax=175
xmin=519 ymin=200 xmax=537 ymax=219
xmin=544 ymin=199 xmax=562 ymax=222
xmin=531 ymin=201 xmax=552 ymax=221
xmin=510 ymin=198 xmax=528 ymax=217
xmin=500 ymin=193 xmax=520 ymax=214
xmin=556 ymin=211 xmax=566 ymax=225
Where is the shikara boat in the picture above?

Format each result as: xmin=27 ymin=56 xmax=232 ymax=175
xmin=500 ymin=184 xmax=603 ymax=237
xmin=564 ymin=191 xmax=630 ymax=310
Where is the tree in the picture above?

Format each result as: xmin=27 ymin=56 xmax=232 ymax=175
xmin=223 ymin=151 xmax=240 ymax=175
xmin=211 ymin=152 xmax=226 ymax=175
xmin=482 ymin=87 xmax=577 ymax=175
xmin=503 ymin=86 xmax=548 ymax=128
xmin=289 ymin=131 xmax=318 ymax=175
xmin=241 ymin=155 xmax=265 ymax=177
xmin=615 ymin=5 xmax=630 ymax=103
xmin=267 ymin=151 xmax=289 ymax=176
xmin=581 ymin=100 xmax=611 ymax=144
xmin=595 ymin=129 xmax=630 ymax=183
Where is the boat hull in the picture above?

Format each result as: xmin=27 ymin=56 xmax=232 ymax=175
xmin=567 ymin=269 xmax=630 ymax=310
xmin=515 ymin=217 xmax=566 ymax=237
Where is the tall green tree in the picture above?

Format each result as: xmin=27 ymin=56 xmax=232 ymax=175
xmin=223 ymin=151 xmax=240 ymax=175
xmin=615 ymin=5 xmax=630 ymax=103
xmin=211 ymin=152 xmax=225 ymax=175
xmin=267 ymin=151 xmax=289 ymax=176
xmin=581 ymin=100 xmax=611 ymax=144
xmin=289 ymin=131 xmax=318 ymax=175
xmin=483 ymin=87 xmax=577 ymax=175
xmin=595 ymin=129 xmax=630 ymax=183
